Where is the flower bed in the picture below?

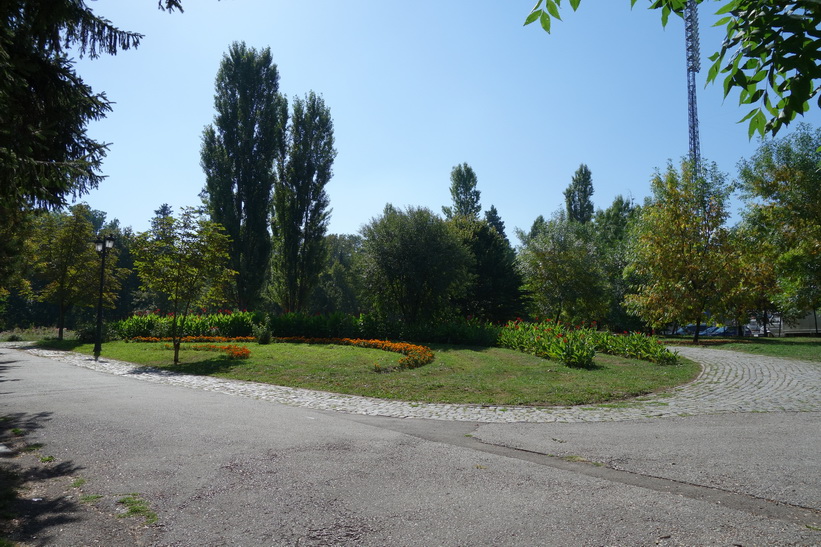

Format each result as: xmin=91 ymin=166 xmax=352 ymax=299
xmin=273 ymin=336 xmax=434 ymax=370
xmin=131 ymin=336 xmax=256 ymax=344
xmin=129 ymin=335 xmax=433 ymax=369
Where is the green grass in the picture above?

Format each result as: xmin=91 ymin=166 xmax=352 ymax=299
xmin=0 ymin=327 xmax=77 ymax=342
xmin=80 ymin=494 xmax=103 ymax=504
xmin=37 ymin=339 xmax=700 ymax=407
xmin=665 ymin=336 xmax=821 ymax=362
xmin=117 ymin=493 xmax=157 ymax=524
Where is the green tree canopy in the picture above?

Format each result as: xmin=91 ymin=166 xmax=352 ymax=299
xmin=526 ymin=0 xmax=821 ymax=138
xmin=310 ymin=234 xmax=364 ymax=315
xmin=737 ymin=123 xmax=821 ymax=315
xmin=200 ymin=41 xmax=288 ymax=310
xmin=564 ymin=163 xmax=595 ymax=224
xmin=26 ymin=204 xmax=124 ymax=339
xmin=450 ymin=217 xmax=523 ymax=322
xmin=361 ymin=205 xmax=472 ymax=325
xmin=271 ymin=91 xmax=337 ymax=313
xmin=625 ymin=159 xmax=734 ymax=340
xmin=442 ymin=163 xmax=482 ymax=220
xmin=133 ymin=207 xmax=234 ymax=363
xmin=0 ymin=1 xmax=142 ymax=213
xmin=516 ymin=211 xmax=608 ymax=324
xmin=593 ymin=195 xmax=644 ymax=331
xmin=483 ymin=205 xmax=508 ymax=240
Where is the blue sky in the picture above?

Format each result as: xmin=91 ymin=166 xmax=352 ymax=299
xmin=75 ymin=0 xmax=820 ymax=238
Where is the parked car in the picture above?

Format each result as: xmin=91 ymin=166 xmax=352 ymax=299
xmin=705 ymin=326 xmax=750 ymax=337
xmin=674 ymin=325 xmax=699 ymax=336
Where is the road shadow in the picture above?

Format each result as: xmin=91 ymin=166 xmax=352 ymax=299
xmin=1 ymin=411 xmax=86 ymax=545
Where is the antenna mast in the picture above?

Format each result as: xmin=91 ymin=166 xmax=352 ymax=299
xmin=685 ymin=0 xmax=701 ymax=174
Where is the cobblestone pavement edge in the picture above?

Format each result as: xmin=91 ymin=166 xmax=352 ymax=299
xmin=3 ymin=343 xmax=819 ymax=423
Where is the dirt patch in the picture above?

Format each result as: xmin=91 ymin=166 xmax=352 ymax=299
xmin=0 ymin=435 xmax=158 ymax=546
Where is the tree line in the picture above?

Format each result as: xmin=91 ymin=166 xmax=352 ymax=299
xmin=2 ymin=2 xmax=819 ymax=342
xmin=2 ymin=124 xmax=819 ymax=344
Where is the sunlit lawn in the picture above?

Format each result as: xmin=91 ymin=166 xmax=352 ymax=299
xmin=38 ymin=339 xmax=700 ymax=407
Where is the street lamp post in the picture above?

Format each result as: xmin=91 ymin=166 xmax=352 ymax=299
xmin=93 ymin=234 xmax=115 ymax=360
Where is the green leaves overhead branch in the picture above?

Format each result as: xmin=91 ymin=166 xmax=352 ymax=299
xmin=525 ymin=0 xmax=821 ymax=138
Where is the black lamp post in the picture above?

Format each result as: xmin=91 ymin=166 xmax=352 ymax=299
xmin=93 ymin=234 xmax=115 ymax=360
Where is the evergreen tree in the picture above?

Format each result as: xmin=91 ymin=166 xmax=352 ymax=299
xmin=450 ymin=217 xmax=523 ymax=322
xmin=564 ymin=164 xmax=594 ymax=223
xmin=593 ymin=195 xmax=644 ymax=331
xmin=484 ymin=205 xmax=508 ymax=241
xmin=0 ymin=1 xmax=141 ymax=293
xmin=310 ymin=234 xmax=364 ymax=315
xmin=271 ymin=92 xmax=336 ymax=313
xmin=200 ymin=41 xmax=288 ymax=310
xmin=442 ymin=163 xmax=481 ymax=220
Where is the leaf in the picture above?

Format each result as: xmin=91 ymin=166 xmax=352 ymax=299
xmin=540 ymin=11 xmax=552 ymax=33
xmin=546 ymin=0 xmax=562 ymax=21
xmin=524 ymin=10 xmax=542 ymax=26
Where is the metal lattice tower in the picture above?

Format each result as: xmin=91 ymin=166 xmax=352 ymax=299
xmin=685 ymin=0 xmax=701 ymax=174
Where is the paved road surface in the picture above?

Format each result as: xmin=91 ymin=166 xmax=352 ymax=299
xmin=1 ymin=344 xmax=819 ymax=546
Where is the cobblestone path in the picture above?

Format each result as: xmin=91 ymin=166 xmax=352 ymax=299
xmin=8 ymin=344 xmax=821 ymax=423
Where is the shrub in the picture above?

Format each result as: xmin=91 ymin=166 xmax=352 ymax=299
xmin=497 ymin=320 xmax=678 ymax=368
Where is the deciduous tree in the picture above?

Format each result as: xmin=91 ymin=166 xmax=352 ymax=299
xmin=526 ymin=0 xmax=821 ymax=138
xmin=270 ymin=92 xmax=336 ymax=313
xmin=27 ymin=204 xmax=124 ymax=339
xmin=737 ymin=123 xmax=821 ymax=316
xmin=624 ymin=160 xmax=734 ymax=341
xmin=516 ymin=211 xmax=608 ymax=324
xmin=361 ymin=205 xmax=472 ymax=325
xmin=133 ymin=208 xmax=234 ymax=364
xmin=564 ymin=163 xmax=594 ymax=224
xmin=200 ymin=41 xmax=288 ymax=310
xmin=442 ymin=163 xmax=481 ymax=220
xmin=593 ymin=195 xmax=644 ymax=331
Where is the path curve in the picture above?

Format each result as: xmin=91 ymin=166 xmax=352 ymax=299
xmin=8 ymin=344 xmax=821 ymax=423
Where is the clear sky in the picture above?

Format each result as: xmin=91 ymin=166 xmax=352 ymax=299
xmin=75 ymin=0 xmax=821 ymax=238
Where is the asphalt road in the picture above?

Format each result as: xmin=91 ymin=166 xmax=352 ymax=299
xmin=1 ymin=346 xmax=820 ymax=546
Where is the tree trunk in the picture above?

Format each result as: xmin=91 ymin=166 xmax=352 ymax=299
xmin=57 ymin=303 xmax=66 ymax=340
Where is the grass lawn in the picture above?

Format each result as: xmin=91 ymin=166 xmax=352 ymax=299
xmin=36 ymin=339 xmax=700 ymax=407
xmin=664 ymin=337 xmax=821 ymax=362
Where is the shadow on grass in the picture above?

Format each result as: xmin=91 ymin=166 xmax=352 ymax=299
xmin=1 ymin=412 xmax=84 ymax=545
xmin=32 ymin=339 xmax=86 ymax=351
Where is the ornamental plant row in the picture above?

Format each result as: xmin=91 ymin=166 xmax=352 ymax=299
xmin=272 ymin=336 xmax=435 ymax=369
xmin=497 ymin=320 xmax=679 ymax=368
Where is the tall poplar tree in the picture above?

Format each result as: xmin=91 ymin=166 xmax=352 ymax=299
xmin=442 ymin=163 xmax=481 ymax=220
xmin=200 ymin=41 xmax=287 ymax=310
xmin=564 ymin=164 xmax=594 ymax=224
xmin=270 ymin=92 xmax=336 ymax=313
